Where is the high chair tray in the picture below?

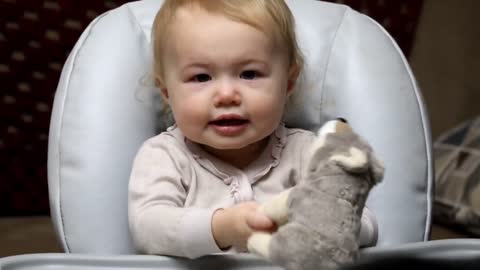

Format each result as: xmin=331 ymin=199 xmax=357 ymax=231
xmin=2 ymin=240 xmax=480 ymax=270
xmin=0 ymin=254 xmax=282 ymax=270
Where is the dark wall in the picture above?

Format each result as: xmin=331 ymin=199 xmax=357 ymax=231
xmin=0 ymin=0 xmax=133 ymax=216
xmin=409 ymin=0 xmax=480 ymax=139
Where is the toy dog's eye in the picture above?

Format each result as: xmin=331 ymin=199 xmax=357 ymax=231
xmin=337 ymin=117 xmax=348 ymax=123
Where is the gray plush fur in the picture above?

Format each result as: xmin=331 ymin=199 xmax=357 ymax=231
xmin=248 ymin=120 xmax=385 ymax=270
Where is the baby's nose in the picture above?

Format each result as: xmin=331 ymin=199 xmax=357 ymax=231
xmin=213 ymin=80 xmax=241 ymax=107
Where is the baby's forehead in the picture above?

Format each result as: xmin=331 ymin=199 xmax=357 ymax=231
xmin=169 ymin=5 xmax=278 ymax=39
xmin=165 ymin=6 xmax=285 ymax=47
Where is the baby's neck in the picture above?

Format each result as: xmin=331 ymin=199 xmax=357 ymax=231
xmin=202 ymin=137 xmax=270 ymax=169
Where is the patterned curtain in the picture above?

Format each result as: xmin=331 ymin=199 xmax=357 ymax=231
xmin=325 ymin=0 xmax=423 ymax=57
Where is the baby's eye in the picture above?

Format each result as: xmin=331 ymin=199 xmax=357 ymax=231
xmin=192 ymin=73 xmax=211 ymax=82
xmin=240 ymin=70 xmax=259 ymax=80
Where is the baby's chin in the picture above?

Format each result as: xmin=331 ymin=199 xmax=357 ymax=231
xmin=201 ymin=136 xmax=270 ymax=153
xmin=201 ymin=142 xmax=253 ymax=151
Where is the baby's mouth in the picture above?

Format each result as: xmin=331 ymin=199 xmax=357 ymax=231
xmin=209 ymin=115 xmax=250 ymax=135
xmin=210 ymin=118 xmax=249 ymax=126
xmin=210 ymin=114 xmax=249 ymax=126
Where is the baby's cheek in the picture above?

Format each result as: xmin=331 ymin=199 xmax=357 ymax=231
xmin=251 ymin=95 xmax=285 ymax=120
xmin=183 ymin=105 xmax=205 ymax=120
xmin=173 ymin=97 xmax=208 ymax=120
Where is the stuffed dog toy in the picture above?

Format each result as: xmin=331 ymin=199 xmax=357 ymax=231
xmin=247 ymin=119 xmax=385 ymax=270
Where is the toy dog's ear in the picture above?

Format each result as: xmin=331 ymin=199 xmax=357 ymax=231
xmin=319 ymin=119 xmax=385 ymax=183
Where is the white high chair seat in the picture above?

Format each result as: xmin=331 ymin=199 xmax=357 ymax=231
xmin=47 ymin=0 xmax=433 ymax=255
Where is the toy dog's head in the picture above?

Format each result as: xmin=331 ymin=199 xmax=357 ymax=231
xmin=307 ymin=119 xmax=385 ymax=186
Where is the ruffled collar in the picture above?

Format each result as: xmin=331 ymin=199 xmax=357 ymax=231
xmin=169 ymin=123 xmax=288 ymax=185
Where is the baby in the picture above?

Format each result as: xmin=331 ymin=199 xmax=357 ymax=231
xmin=128 ymin=0 xmax=378 ymax=259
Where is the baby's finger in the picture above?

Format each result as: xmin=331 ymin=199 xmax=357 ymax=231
xmin=246 ymin=212 xmax=275 ymax=230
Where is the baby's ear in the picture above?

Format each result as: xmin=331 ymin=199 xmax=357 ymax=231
xmin=286 ymin=65 xmax=300 ymax=96
xmin=160 ymin=87 xmax=169 ymax=101
xmin=154 ymin=77 xmax=169 ymax=100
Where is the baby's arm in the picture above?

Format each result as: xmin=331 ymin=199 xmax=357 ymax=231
xmin=128 ymin=139 xmax=221 ymax=259
xmin=359 ymin=206 xmax=378 ymax=247
xmin=129 ymin=138 xmax=275 ymax=258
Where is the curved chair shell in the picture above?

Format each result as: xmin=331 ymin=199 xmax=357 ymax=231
xmin=48 ymin=0 xmax=433 ymax=254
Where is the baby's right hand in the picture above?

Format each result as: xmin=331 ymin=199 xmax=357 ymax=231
xmin=212 ymin=201 xmax=275 ymax=251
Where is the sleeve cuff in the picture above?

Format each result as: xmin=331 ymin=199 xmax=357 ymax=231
xmin=359 ymin=206 xmax=378 ymax=247
xmin=179 ymin=208 xmax=223 ymax=258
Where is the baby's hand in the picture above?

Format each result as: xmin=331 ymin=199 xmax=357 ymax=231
xmin=212 ymin=201 xmax=275 ymax=251
xmin=246 ymin=208 xmax=278 ymax=232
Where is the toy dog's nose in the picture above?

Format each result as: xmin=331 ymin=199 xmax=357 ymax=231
xmin=337 ymin=117 xmax=348 ymax=123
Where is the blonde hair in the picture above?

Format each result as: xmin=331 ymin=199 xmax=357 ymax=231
xmin=151 ymin=0 xmax=304 ymax=88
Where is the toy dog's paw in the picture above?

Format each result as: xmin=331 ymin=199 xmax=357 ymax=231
xmin=247 ymin=232 xmax=272 ymax=258
xmin=259 ymin=188 xmax=292 ymax=226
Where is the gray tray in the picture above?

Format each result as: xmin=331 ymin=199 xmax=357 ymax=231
xmin=2 ymin=240 xmax=480 ymax=270
xmin=0 ymin=254 xmax=281 ymax=270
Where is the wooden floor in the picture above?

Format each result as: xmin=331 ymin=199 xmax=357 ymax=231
xmin=0 ymin=217 xmax=62 ymax=257
xmin=0 ymin=216 xmax=473 ymax=258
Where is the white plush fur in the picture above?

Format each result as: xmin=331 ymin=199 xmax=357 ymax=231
xmin=247 ymin=232 xmax=272 ymax=258
xmin=308 ymin=120 xmax=340 ymax=161
xmin=259 ymin=188 xmax=292 ymax=225
xmin=329 ymin=147 xmax=367 ymax=170
xmin=317 ymin=120 xmax=339 ymax=136
xmin=247 ymin=189 xmax=292 ymax=259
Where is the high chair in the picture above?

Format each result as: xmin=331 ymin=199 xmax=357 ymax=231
xmin=1 ymin=0 xmax=480 ymax=269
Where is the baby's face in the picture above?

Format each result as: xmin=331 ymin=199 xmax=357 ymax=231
xmin=160 ymin=7 xmax=294 ymax=156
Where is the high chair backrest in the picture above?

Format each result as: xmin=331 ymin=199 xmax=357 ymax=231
xmin=48 ymin=0 xmax=433 ymax=254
